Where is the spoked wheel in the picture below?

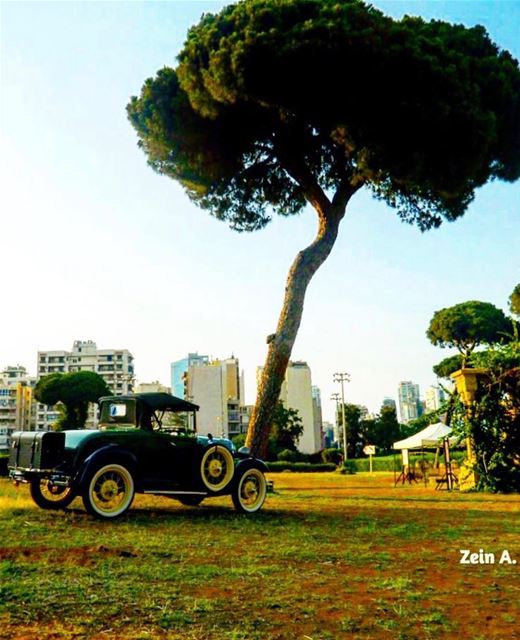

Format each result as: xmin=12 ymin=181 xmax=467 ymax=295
xmin=30 ymin=479 xmax=76 ymax=510
xmin=200 ymin=445 xmax=234 ymax=492
xmin=82 ymin=463 xmax=135 ymax=519
xmin=232 ymin=468 xmax=267 ymax=514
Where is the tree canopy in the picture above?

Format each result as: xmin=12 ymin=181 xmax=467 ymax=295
xmin=427 ymin=301 xmax=511 ymax=362
xmin=271 ymin=400 xmax=304 ymax=451
xmin=359 ymin=405 xmax=401 ymax=454
xmin=509 ymin=283 xmax=520 ymax=317
xmin=128 ymin=0 xmax=520 ymax=457
xmin=128 ymin=0 xmax=520 ymax=231
xmin=34 ymin=371 xmax=111 ymax=430
xmin=433 ymin=354 xmax=464 ymax=379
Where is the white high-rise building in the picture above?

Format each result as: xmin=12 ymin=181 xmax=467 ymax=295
xmin=36 ymin=340 xmax=135 ymax=430
xmin=312 ymin=385 xmax=323 ymax=451
xmin=186 ymin=356 xmax=245 ymax=438
xmin=424 ymin=385 xmax=447 ymax=413
xmin=398 ymin=381 xmax=422 ymax=424
xmin=279 ymin=361 xmax=321 ymax=454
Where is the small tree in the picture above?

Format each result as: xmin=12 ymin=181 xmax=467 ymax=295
xmin=337 ymin=403 xmax=363 ymax=458
xmin=233 ymin=400 xmax=303 ymax=460
xmin=34 ymin=371 xmax=111 ymax=430
xmin=509 ymin=283 xmax=520 ymax=317
xmin=271 ymin=400 xmax=304 ymax=452
xmin=128 ymin=0 xmax=520 ymax=457
xmin=427 ymin=301 xmax=511 ymax=365
xmin=372 ymin=405 xmax=401 ymax=453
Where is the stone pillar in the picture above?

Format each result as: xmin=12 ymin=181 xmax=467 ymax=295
xmin=451 ymin=368 xmax=488 ymax=491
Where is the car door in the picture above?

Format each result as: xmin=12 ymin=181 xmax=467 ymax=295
xmin=136 ymin=430 xmax=199 ymax=490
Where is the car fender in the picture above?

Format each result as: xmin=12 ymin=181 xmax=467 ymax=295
xmin=234 ymin=457 xmax=268 ymax=480
xmin=74 ymin=445 xmax=139 ymax=491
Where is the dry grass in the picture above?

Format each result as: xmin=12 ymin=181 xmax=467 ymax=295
xmin=0 ymin=472 xmax=518 ymax=639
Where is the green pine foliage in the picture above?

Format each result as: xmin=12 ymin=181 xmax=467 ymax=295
xmin=128 ymin=0 xmax=520 ymax=233
xmin=34 ymin=372 xmax=111 ymax=430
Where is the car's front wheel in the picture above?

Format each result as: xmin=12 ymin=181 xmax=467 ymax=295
xmin=30 ymin=479 xmax=76 ymax=510
xmin=82 ymin=463 xmax=135 ymax=519
xmin=232 ymin=468 xmax=267 ymax=514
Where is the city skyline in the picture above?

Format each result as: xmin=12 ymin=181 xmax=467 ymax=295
xmin=2 ymin=341 xmax=452 ymax=424
xmin=2 ymin=1 xmax=519 ymax=423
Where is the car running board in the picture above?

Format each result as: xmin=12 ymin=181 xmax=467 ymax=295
xmin=143 ymin=490 xmax=208 ymax=496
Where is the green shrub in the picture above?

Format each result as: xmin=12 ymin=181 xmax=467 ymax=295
xmin=267 ymin=461 xmax=337 ymax=473
xmin=321 ymin=448 xmax=342 ymax=465
xmin=341 ymin=460 xmax=357 ymax=474
xmin=277 ymin=449 xmax=300 ymax=462
xmin=352 ymin=456 xmax=401 ymax=472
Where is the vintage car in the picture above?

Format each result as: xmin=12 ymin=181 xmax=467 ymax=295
xmin=8 ymin=392 xmax=268 ymax=519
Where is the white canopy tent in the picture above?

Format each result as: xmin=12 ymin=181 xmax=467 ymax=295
xmin=393 ymin=422 xmax=455 ymax=450
xmin=393 ymin=422 xmax=459 ymax=489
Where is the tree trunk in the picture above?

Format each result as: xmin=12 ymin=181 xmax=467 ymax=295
xmin=246 ymin=189 xmax=358 ymax=458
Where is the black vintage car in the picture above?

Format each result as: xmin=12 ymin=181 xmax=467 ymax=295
xmin=8 ymin=393 xmax=268 ymax=519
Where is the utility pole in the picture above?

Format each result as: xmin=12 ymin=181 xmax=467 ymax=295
xmin=330 ymin=393 xmax=340 ymax=447
xmin=333 ymin=372 xmax=350 ymax=460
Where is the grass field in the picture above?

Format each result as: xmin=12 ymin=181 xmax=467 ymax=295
xmin=1 ymin=472 xmax=518 ymax=640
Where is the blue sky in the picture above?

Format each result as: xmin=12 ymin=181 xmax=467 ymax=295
xmin=1 ymin=0 xmax=519 ymax=421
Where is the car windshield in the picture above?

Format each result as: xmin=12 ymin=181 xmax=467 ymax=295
xmin=151 ymin=409 xmax=193 ymax=433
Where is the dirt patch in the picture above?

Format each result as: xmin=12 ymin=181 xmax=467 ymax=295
xmin=0 ymin=545 xmax=138 ymax=566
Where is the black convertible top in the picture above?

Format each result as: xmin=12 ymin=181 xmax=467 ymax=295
xmin=99 ymin=393 xmax=199 ymax=412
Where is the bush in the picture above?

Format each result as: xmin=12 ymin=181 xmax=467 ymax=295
xmin=231 ymin=434 xmax=246 ymax=449
xmin=341 ymin=460 xmax=357 ymax=474
xmin=277 ymin=449 xmax=301 ymax=462
xmin=0 ymin=455 xmax=8 ymax=477
xmin=321 ymin=448 xmax=343 ymax=465
xmin=352 ymin=456 xmax=401 ymax=472
xmin=267 ymin=461 xmax=337 ymax=473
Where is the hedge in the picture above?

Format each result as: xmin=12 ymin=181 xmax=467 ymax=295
xmin=267 ymin=461 xmax=337 ymax=473
xmin=346 ymin=451 xmax=466 ymax=473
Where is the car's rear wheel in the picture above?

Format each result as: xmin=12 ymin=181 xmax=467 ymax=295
xmin=30 ymin=479 xmax=75 ymax=510
xmin=200 ymin=445 xmax=234 ymax=492
xmin=232 ymin=468 xmax=267 ymax=514
xmin=82 ymin=463 xmax=135 ymax=519
xmin=178 ymin=495 xmax=204 ymax=507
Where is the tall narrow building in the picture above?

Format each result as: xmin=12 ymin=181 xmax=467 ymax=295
xmin=312 ymin=385 xmax=324 ymax=451
xmin=424 ymin=385 xmax=447 ymax=413
xmin=278 ymin=361 xmax=321 ymax=454
xmin=397 ymin=381 xmax=422 ymax=424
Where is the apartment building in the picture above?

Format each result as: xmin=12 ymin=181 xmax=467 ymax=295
xmin=36 ymin=340 xmax=134 ymax=430
xmin=0 ymin=366 xmax=36 ymax=452
xmin=186 ymin=356 xmax=245 ymax=438
xmin=134 ymin=381 xmax=171 ymax=394
xmin=171 ymin=353 xmax=209 ymax=399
